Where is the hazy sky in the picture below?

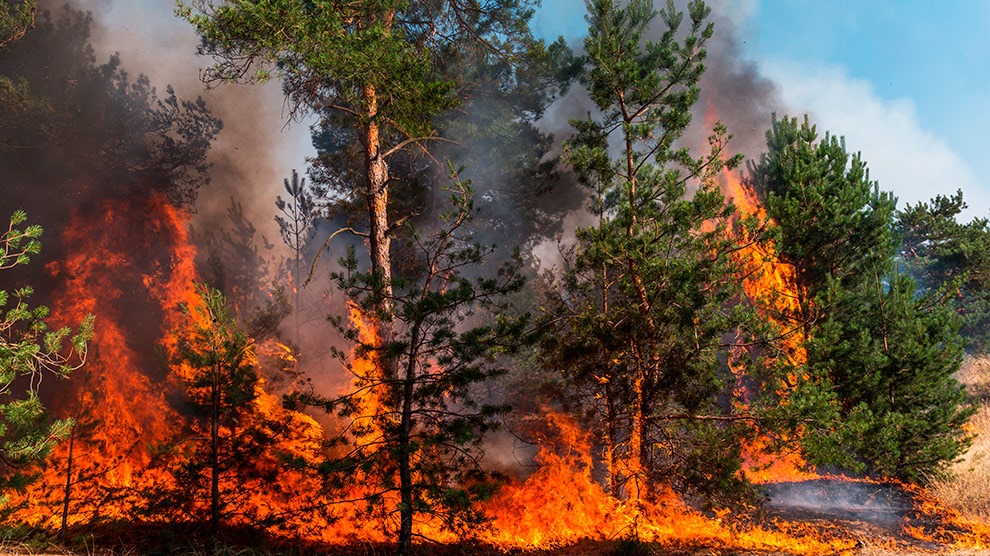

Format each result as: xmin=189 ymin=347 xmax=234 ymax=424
xmin=533 ymin=0 xmax=990 ymax=220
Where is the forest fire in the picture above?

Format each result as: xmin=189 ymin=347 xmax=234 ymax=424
xmin=2 ymin=181 xmax=856 ymax=554
xmin=12 ymin=192 xmax=326 ymax=535
xmin=481 ymin=412 xmax=855 ymax=554
xmin=2 ymin=1 xmax=988 ymax=554
xmin=22 ymin=192 xmax=190 ymax=527
xmin=0 ymin=153 xmax=964 ymax=555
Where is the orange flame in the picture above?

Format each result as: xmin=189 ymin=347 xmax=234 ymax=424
xmin=10 ymin=164 xmax=979 ymax=553
xmin=14 ymin=192 xmax=326 ymax=532
xmin=715 ymin=161 xmax=816 ymax=484
xmin=482 ymin=412 xmax=854 ymax=553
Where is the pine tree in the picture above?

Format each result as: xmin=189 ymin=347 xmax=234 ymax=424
xmin=758 ymin=115 xmax=897 ymax=300
xmin=807 ymin=271 xmax=972 ymax=480
xmin=2 ymin=6 xmax=222 ymax=209
xmin=757 ymin=115 xmax=974 ymax=480
xmin=543 ymin=0 xmax=757 ymax=519
xmin=178 ymin=5 xmax=561 ymax=552
xmin=179 ymin=0 xmax=561 ymax=327
xmin=294 ymin=176 xmax=529 ymax=555
xmin=275 ymin=169 xmax=318 ymax=345
xmin=0 ymin=0 xmax=34 ymax=48
xmin=897 ymin=191 xmax=990 ymax=353
xmin=166 ymin=285 xmax=302 ymax=547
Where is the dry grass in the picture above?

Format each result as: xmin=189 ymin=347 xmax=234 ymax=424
xmin=929 ymin=356 xmax=990 ymax=523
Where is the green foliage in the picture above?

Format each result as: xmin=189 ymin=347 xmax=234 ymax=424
xmin=757 ymin=115 xmax=973 ymax=481
xmin=803 ymin=271 xmax=973 ymax=480
xmin=758 ymin=114 xmax=897 ymax=298
xmin=898 ymin=190 xmax=990 ymax=353
xmin=0 ymin=0 xmax=56 ymax=153
xmin=542 ymin=0 xmax=759 ymax=508
xmin=0 ymin=0 xmax=34 ymax=48
xmin=299 ymin=2 xmax=577 ymax=272
xmin=180 ymin=0 xmax=462 ymax=131
xmin=0 ymin=211 xmax=92 ymax=501
xmin=176 ymin=285 xmax=258 ymax=411
xmin=0 ymin=73 xmax=62 ymax=150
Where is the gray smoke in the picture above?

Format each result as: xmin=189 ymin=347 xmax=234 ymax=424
xmin=530 ymin=2 xmax=788 ymax=270
xmin=765 ymin=479 xmax=914 ymax=530
xmin=691 ymin=6 xmax=785 ymax=164
xmin=65 ymin=0 xmax=315 ymax=244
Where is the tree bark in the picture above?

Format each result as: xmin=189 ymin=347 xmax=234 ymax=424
xmin=628 ymin=370 xmax=645 ymax=506
xmin=603 ymin=384 xmax=618 ymax=496
xmin=210 ymin=362 xmax=220 ymax=552
xmin=364 ymin=83 xmax=394 ymax=321
xmin=396 ymin=325 xmax=420 ymax=556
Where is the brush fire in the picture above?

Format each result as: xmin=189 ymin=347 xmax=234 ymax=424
xmin=1 ymin=1 xmax=988 ymax=555
xmin=0 ymin=171 xmax=983 ymax=555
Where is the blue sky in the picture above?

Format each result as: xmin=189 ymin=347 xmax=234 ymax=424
xmin=533 ymin=0 xmax=990 ymax=220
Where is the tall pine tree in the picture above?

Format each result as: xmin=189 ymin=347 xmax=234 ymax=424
xmin=756 ymin=115 xmax=973 ymax=480
xmin=543 ymin=0 xmax=758 ymax=521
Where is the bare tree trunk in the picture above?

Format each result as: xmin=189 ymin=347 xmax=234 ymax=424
xmin=294 ymin=241 xmax=301 ymax=347
xmin=396 ymin=374 xmax=415 ymax=556
xmin=603 ymin=385 xmax=618 ymax=496
xmin=628 ymin=369 xmax=646 ymax=510
xmin=59 ymin=424 xmax=76 ymax=538
xmin=396 ymin=323 xmax=420 ymax=556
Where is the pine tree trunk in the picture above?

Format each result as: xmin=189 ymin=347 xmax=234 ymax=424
xmin=604 ymin=387 xmax=618 ymax=496
xmin=364 ymin=85 xmax=393 ymax=322
xmin=396 ymin=329 xmax=419 ymax=556
xmin=210 ymin=363 xmax=220 ymax=552
xmin=621 ymin=94 xmax=650 ymax=524
xmin=59 ymin=424 xmax=76 ymax=538
xmin=628 ymin=370 xmax=645 ymax=514
xmin=294 ymin=243 xmax=301 ymax=347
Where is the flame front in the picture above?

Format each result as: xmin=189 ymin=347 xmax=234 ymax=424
xmin=482 ymin=412 xmax=854 ymax=553
xmin=21 ymin=193 xmax=187 ymax=525
xmin=14 ymin=192 xmax=326 ymax=533
xmin=8 ymin=166 xmax=985 ymax=552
